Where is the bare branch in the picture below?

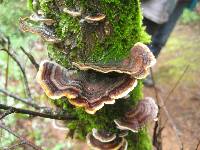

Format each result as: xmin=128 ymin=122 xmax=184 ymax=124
xmin=0 ymin=103 xmax=75 ymax=120
xmin=20 ymin=46 xmax=39 ymax=71
xmin=151 ymin=68 xmax=184 ymax=150
xmin=3 ymin=141 xmax=26 ymax=150
xmin=164 ymin=65 xmax=190 ymax=104
xmin=0 ymin=88 xmax=41 ymax=109
xmin=0 ymin=108 xmax=15 ymax=120
xmin=0 ymin=48 xmax=32 ymax=100
xmin=195 ymin=139 xmax=200 ymax=150
xmin=150 ymin=68 xmax=162 ymax=149
xmin=0 ymin=123 xmax=42 ymax=150
xmin=5 ymin=37 xmax=10 ymax=90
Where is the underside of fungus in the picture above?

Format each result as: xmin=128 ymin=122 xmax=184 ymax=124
xmin=86 ymin=129 xmax=127 ymax=150
xmin=114 ymin=97 xmax=158 ymax=132
xmin=63 ymin=8 xmax=82 ymax=17
xmin=73 ymin=42 xmax=156 ymax=79
xmin=84 ymin=14 xmax=106 ymax=23
xmin=19 ymin=17 xmax=61 ymax=43
xmin=29 ymin=13 xmax=56 ymax=25
xmin=36 ymin=60 xmax=137 ymax=114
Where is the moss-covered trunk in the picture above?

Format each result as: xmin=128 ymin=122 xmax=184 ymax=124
xmin=28 ymin=0 xmax=152 ymax=149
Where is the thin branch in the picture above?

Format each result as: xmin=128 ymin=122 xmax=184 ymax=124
xmin=5 ymin=37 xmax=10 ymax=90
xmin=20 ymin=46 xmax=39 ymax=71
xmin=3 ymin=141 xmax=26 ymax=150
xmin=195 ymin=139 xmax=200 ymax=150
xmin=0 ymin=123 xmax=42 ymax=150
xmin=164 ymin=65 xmax=190 ymax=104
xmin=0 ymin=48 xmax=32 ymax=100
xmin=0 ymin=103 xmax=76 ymax=120
xmin=151 ymin=68 xmax=184 ymax=150
xmin=0 ymin=108 xmax=15 ymax=120
xmin=0 ymin=88 xmax=41 ymax=109
xmin=150 ymin=68 xmax=162 ymax=149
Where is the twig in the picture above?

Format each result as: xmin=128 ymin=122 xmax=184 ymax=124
xmin=0 ymin=88 xmax=41 ymax=109
xmin=5 ymin=37 xmax=10 ymax=90
xmin=150 ymin=68 xmax=184 ymax=150
xmin=3 ymin=141 xmax=26 ymax=150
xmin=20 ymin=46 xmax=39 ymax=70
xmin=0 ymin=103 xmax=75 ymax=120
xmin=0 ymin=108 xmax=15 ymax=120
xmin=164 ymin=65 xmax=190 ymax=104
xmin=150 ymin=68 xmax=162 ymax=150
xmin=0 ymin=123 xmax=42 ymax=150
xmin=0 ymin=48 xmax=32 ymax=100
xmin=195 ymin=139 xmax=200 ymax=150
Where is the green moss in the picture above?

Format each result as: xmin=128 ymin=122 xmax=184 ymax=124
xmin=89 ymin=0 xmax=150 ymax=62
xmin=34 ymin=0 xmax=152 ymax=149
xmin=27 ymin=0 xmax=33 ymax=11
xmin=127 ymin=129 xmax=152 ymax=150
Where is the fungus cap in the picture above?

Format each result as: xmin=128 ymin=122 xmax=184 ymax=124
xmin=19 ymin=17 xmax=61 ymax=43
xmin=63 ymin=8 xmax=82 ymax=17
xmin=92 ymin=129 xmax=117 ymax=143
xmin=29 ymin=13 xmax=55 ymax=25
xmin=86 ymin=132 xmax=124 ymax=150
xmin=114 ymin=97 xmax=158 ymax=132
xmin=36 ymin=60 xmax=137 ymax=114
xmin=72 ymin=42 xmax=156 ymax=79
xmin=85 ymin=14 xmax=106 ymax=23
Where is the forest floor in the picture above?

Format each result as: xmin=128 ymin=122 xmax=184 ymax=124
xmin=144 ymin=22 xmax=200 ymax=150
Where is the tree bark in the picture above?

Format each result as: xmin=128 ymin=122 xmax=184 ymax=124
xmin=28 ymin=0 xmax=152 ymax=149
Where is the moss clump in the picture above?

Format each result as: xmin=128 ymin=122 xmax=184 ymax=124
xmin=33 ymin=0 xmax=152 ymax=149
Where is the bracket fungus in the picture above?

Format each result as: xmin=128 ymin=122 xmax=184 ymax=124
xmin=73 ymin=42 xmax=156 ymax=79
xmin=118 ymin=130 xmax=129 ymax=138
xmin=19 ymin=17 xmax=61 ymax=43
xmin=63 ymin=8 xmax=82 ymax=17
xmin=36 ymin=60 xmax=137 ymax=114
xmin=86 ymin=129 xmax=127 ymax=150
xmin=84 ymin=14 xmax=106 ymax=23
xmin=92 ymin=129 xmax=117 ymax=143
xmin=29 ymin=13 xmax=56 ymax=25
xmin=114 ymin=97 xmax=158 ymax=132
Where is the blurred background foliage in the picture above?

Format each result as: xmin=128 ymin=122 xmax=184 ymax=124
xmin=0 ymin=0 xmax=200 ymax=149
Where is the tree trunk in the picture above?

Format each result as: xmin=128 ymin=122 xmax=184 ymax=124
xmin=28 ymin=0 xmax=152 ymax=149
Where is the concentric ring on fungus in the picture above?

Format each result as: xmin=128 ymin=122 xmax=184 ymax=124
xmin=114 ymin=97 xmax=158 ymax=132
xmin=19 ymin=17 xmax=61 ymax=43
xmin=72 ymin=42 xmax=156 ymax=79
xmin=36 ymin=60 xmax=137 ymax=114
xmin=84 ymin=14 xmax=106 ymax=23
xmin=86 ymin=129 xmax=127 ymax=150
xmin=29 ymin=13 xmax=56 ymax=25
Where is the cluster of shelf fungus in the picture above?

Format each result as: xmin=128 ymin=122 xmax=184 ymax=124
xmin=20 ymin=5 xmax=158 ymax=150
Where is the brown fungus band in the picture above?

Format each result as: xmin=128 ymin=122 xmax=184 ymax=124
xmin=84 ymin=14 xmax=106 ymax=23
xmin=62 ymin=7 xmax=105 ymax=22
xmin=19 ymin=17 xmax=61 ymax=43
xmin=114 ymin=97 xmax=158 ymax=132
xmin=29 ymin=13 xmax=56 ymax=25
xmin=36 ymin=60 xmax=137 ymax=114
xmin=73 ymin=42 xmax=156 ymax=79
xmin=63 ymin=8 xmax=82 ymax=17
xmin=86 ymin=129 xmax=127 ymax=150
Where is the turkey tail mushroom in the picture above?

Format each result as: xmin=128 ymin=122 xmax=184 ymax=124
xmin=19 ymin=17 xmax=61 ymax=43
xmin=63 ymin=8 xmax=82 ymax=17
xmin=86 ymin=129 xmax=127 ymax=150
xmin=114 ymin=97 xmax=158 ymax=132
xmin=36 ymin=60 xmax=137 ymax=114
xmin=84 ymin=14 xmax=106 ymax=23
xmin=29 ymin=13 xmax=55 ymax=25
xmin=73 ymin=42 xmax=156 ymax=79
